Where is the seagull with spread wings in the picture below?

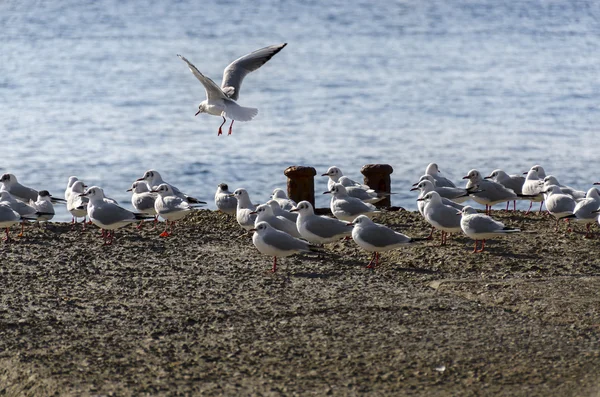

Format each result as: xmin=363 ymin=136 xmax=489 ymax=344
xmin=177 ymin=43 xmax=287 ymax=135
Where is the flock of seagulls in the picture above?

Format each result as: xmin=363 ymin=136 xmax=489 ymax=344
xmin=3 ymin=44 xmax=599 ymax=272
xmin=1 ymin=161 xmax=599 ymax=271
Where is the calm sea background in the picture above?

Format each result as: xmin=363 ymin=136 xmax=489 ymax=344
xmin=1 ymin=0 xmax=599 ymax=220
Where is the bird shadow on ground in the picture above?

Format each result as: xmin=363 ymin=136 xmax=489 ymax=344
xmin=292 ymin=272 xmax=336 ymax=279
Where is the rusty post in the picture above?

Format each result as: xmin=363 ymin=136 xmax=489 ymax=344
xmin=361 ymin=164 xmax=394 ymax=208
xmin=284 ymin=166 xmax=317 ymax=207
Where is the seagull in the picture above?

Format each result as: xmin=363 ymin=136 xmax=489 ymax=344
xmin=67 ymin=181 xmax=89 ymax=228
xmin=177 ymin=43 xmax=287 ymax=135
xmin=338 ymin=176 xmax=390 ymax=204
xmin=251 ymin=203 xmax=301 ymax=238
xmin=424 ymin=163 xmax=456 ymax=188
xmin=418 ymin=191 xmax=463 ymax=245
xmin=251 ymin=221 xmax=316 ymax=273
xmin=484 ymin=169 xmax=525 ymax=211
xmin=267 ymin=199 xmax=298 ymax=223
xmin=542 ymin=185 xmax=576 ymax=231
xmin=0 ymin=190 xmax=44 ymax=236
xmin=270 ymin=188 xmax=296 ymax=210
xmin=152 ymin=183 xmax=201 ymax=237
xmin=214 ymin=183 xmax=237 ymax=215
xmin=542 ymin=175 xmax=586 ymax=201
xmin=0 ymin=173 xmax=39 ymax=203
xmin=564 ymin=187 xmax=600 ymax=238
xmin=0 ymin=203 xmax=35 ymax=242
xmin=351 ymin=215 xmax=415 ymax=268
xmin=65 ymin=176 xmax=80 ymax=201
xmin=127 ymin=181 xmax=158 ymax=229
xmin=29 ymin=190 xmax=56 ymax=224
xmin=290 ymin=200 xmax=353 ymax=244
xmin=463 ymin=169 xmax=519 ymax=215
xmin=231 ymin=188 xmax=258 ymax=231
xmin=136 ymin=170 xmax=206 ymax=204
xmin=410 ymin=178 xmax=471 ymax=207
xmin=458 ymin=206 xmax=520 ymax=253
xmin=325 ymin=183 xmax=380 ymax=222
xmin=522 ymin=168 xmax=545 ymax=214
xmin=322 ymin=166 xmax=367 ymax=191
xmin=81 ymin=186 xmax=152 ymax=245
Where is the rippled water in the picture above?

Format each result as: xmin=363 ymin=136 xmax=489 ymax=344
xmin=1 ymin=0 xmax=599 ymax=220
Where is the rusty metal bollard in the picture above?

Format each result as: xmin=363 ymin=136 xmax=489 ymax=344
xmin=284 ymin=166 xmax=317 ymax=207
xmin=361 ymin=164 xmax=394 ymax=208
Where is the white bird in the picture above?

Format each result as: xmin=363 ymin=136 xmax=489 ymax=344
xmin=418 ymin=191 xmax=463 ymax=245
xmin=325 ymin=183 xmax=380 ymax=222
xmin=270 ymin=188 xmax=296 ymax=210
xmin=542 ymin=185 xmax=576 ymax=231
xmin=136 ymin=170 xmax=206 ymax=204
xmin=562 ymin=187 xmax=600 ymax=238
xmin=67 ymin=181 xmax=89 ymax=228
xmin=0 ymin=203 xmax=34 ymax=242
xmin=425 ymin=163 xmax=456 ymax=188
xmin=152 ymin=183 xmax=200 ymax=237
xmin=177 ymin=43 xmax=287 ymax=135
xmin=351 ymin=215 xmax=415 ymax=268
xmin=82 ymin=186 xmax=152 ymax=245
xmin=251 ymin=221 xmax=316 ymax=273
xmin=0 ymin=190 xmax=42 ymax=236
xmin=291 ymin=200 xmax=352 ymax=244
xmin=484 ymin=169 xmax=525 ymax=211
xmin=542 ymin=175 xmax=586 ymax=201
xmin=0 ymin=173 xmax=39 ymax=203
xmin=127 ymin=181 xmax=158 ymax=229
xmin=463 ymin=169 xmax=519 ymax=214
xmin=29 ymin=190 xmax=55 ymax=224
xmin=215 ymin=183 xmax=237 ymax=215
xmin=232 ymin=188 xmax=258 ymax=231
xmin=458 ymin=206 xmax=520 ymax=253
xmin=267 ymin=199 xmax=298 ymax=223
xmin=64 ymin=176 xmax=79 ymax=202
xmin=410 ymin=179 xmax=470 ymax=211
xmin=522 ymin=168 xmax=545 ymax=213
xmin=322 ymin=166 xmax=367 ymax=191
xmin=338 ymin=176 xmax=389 ymax=204
xmin=251 ymin=203 xmax=301 ymax=238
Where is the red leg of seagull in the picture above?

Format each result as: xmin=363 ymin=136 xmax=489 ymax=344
xmin=217 ymin=116 xmax=226 ymax=136
xmin=3 ymin=227 xmax=11 ymax=242
xmin=477 ymin=239 xmax=486 ymax=252
xmin=159 ymin=220 xmax=170 ymax=237
xmin=150 ymin=216 xmax=158 ymax=230
xmin=472 ymin=240 xmax=478 ymax=253
xmin=440 ymin=231 xmax=446 ymax=246
xmin=565 ymin=219 xmax=572 ymax=233
xmin=506 ymin=201 xmax=509 ymax=211
xmin=585 ymin=223 xmax=592 ymax=239
xmin=136 ymin=220 xmax=143 ymax=230
xmin=538 ymin=201 xmax=544 ymax=212
xmin=513 ymin=200 xmax=517 ymax=211
xmin=525 ymin=201 xmax=533 ymax=215
xmin=366 ymin=252 xmax=376 ymax=269
xmin=427 ymin=226 xmax=435 ymax=240
xmin=228 ymin=120 xmax=234 ymax=135
xmin=271 ymin=257 xmax=277 ymax=273
xmin=18 ymin=222 xmax=25 ymax=237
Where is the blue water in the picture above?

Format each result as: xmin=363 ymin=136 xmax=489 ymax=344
xmin=1 ymin=0 xmax=599 ymax=220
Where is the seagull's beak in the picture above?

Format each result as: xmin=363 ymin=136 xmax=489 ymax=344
xmin=249 ymin=228 xmax=257 ymax=232
xmin=522 ymin=171 xmax=528 ymax=175
xmin=79 ymin=193 xmax=88 ymax=197
xmin=228 ymin=194 xmax=235 ymax=197
xmin=484 ymin=176 xmax=492 ymax=179
xmin=323 ymin=191 xmax=332 ymax=195
xmin=321 ymin=173 xmax=329 ymax=177
xmin=346 ymin=223 xmax=353 ymax=226
xmin=150 ymin=190 xmax=159 ymax=193
xmin=593 ymin=182 xmax=600 ymax=185
xmin=416 ymin=198 xmax=425 ymax=201
xmin=592 ymin=209 xmax=599 ymax=214
xmin=195 ymin=109 xmax=201 ymax=116
xmin=249 ymin=211 xmax=257 ymax=215
xmin=136 ymin=177 xmax=145 ymax=182
xmin=289 ymin=207 xmax=299 ymax=212
xmin=126 ymin=188 xmax=133 ymax=192
xmin=462 ymin=175 xmax=469 ymax=179
xmin=409 ymin=187 xmax=419 ymax=191
xmin=456 ymin=211 xmax=462 ymax=216
xmin=411 ymin=182 xmax=418 ymax=187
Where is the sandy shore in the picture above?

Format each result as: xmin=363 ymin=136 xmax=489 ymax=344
xmin=1 ymin=209 xmax=599 ymax=396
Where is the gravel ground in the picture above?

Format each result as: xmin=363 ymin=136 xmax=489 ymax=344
xmin=1 ymin=209 xmax=599 ymax=396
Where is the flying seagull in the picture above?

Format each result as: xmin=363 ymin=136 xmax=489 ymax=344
xmin=177 ymin=43 xmax=287 ymax=136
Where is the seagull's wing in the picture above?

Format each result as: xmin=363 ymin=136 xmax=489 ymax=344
xmin=178 ymin=54 xmax=227 ymax=101
xmin=220 ymin=43 xmax=287 ymax=101
xmin=359 ymin=224 xmax=411 ymax=248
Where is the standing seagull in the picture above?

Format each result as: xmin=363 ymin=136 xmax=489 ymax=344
xmin=177 ymin=43 xmax=287 ymax=135
xmin=458 ymin=206 xmax=520 ymax=253
xmin=214 ymin=183 xmax=238 ymax=215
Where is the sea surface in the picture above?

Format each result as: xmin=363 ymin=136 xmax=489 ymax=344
xmin=1 ymin=0 xmax=599 ymax=220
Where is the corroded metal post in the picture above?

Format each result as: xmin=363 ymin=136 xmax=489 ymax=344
xmin=284 ymin=166 xmax=316 ymax=207
xmin=361 ymin=164 xmax=394 ymax=208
